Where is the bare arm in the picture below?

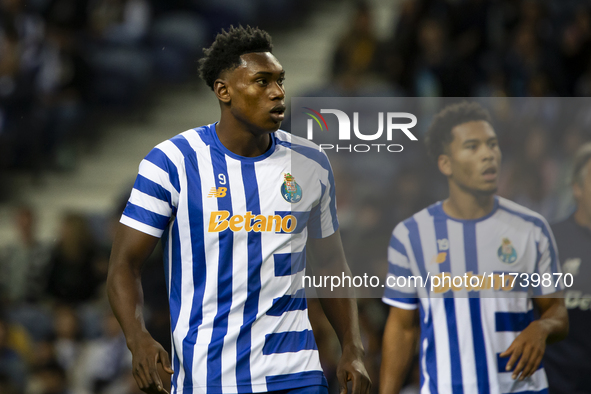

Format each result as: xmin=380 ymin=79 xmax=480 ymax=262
xmin=500 ymin=295 xmax=568 ymax=380
xmin=533 ymin=296 xmax=569 ymax=344
xmin=307 ymin=229 xmax=371 ymax=394
xmin=380 ymin=306 xmax=420 ymax=394
xmin=107 ymin=223 xmax=173 ymax=393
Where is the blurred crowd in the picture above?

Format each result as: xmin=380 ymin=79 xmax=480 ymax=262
xmin=2 ymin=0 xmax=591 ymax=393
xmin=0 ymin=198 xmax=173 ymax=394
xmin=0 ymin=0 xmax=312 ymax=198
xmin=313 ymin=0 xmax=591 ymax=97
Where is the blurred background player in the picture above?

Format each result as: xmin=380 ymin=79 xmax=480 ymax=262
xmin=380 ymin=102 xmax=568 ymax=394
xmin=543 ymin=142 xmax=591 ymax=394
xmin=107 ymin=25 xmax=370 ymax=394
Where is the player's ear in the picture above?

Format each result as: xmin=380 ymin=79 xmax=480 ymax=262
xmin=438 ymin=154 xmax=452 ymax=177
xmin=214 ymin=79 xmax=231 ymax=104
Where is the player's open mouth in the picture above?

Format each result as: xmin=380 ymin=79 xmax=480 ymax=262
xmin=270 ymin=105 xmax=286 ymax=121
xmin=482 ymin=166 xmax=497 ymax=181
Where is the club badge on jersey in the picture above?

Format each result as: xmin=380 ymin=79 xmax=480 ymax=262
xmin=498 ymin=237 xmax=518 ymax=264
xmin=281 ymin=173 xmax=302 ymax=203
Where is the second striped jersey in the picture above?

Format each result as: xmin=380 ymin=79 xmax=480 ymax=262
xmin=382 ymin=197 xmax=562 ymax=394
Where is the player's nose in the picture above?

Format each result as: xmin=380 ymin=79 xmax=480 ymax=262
xmin=270 ymin=81 xmax=285 ymax=100
xmin=481 ymin=144 xmax=496 ymax=161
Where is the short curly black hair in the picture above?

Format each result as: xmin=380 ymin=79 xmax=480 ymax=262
xmin=425 ymin=101 xmax=492 ymax=161
xmin=198 ymin=25 xmax=273 ymax=90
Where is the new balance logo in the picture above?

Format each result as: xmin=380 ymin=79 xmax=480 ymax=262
xmin=208 ymin=187 xmax=227 ymax=198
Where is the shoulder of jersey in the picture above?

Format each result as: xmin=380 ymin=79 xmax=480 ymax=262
xmin=393 ymin=203 xmax=435 ymax=233
xmin=496 ymin=196 xmax=547 ymax=221
xmin=153 ymin=126 xmax=209 ymax=154
xmin=275 ymin=129 xmax=327 ymax=153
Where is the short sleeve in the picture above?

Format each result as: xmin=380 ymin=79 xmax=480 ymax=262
xmin=120 ymin=146 xmax=180 ymax=238
xmin=533 ymin=217 xmax=563 ymax=296
xmin=382 ymin=223 xmax=419 ymax=310
xmin=307 ymin=153 xmax=339 ymax=239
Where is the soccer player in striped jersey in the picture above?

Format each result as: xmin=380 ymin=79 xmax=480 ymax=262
xmin=379 ymin=102 xmax=568 ymax=394
xmin=107 ymin=26 xmax=370 ymax=394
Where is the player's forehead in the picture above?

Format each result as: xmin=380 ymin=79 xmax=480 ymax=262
xmin=450 ymin=120 xmax=497 ymax=144
xmin=236 ymin=52 xmax=284 ymax=76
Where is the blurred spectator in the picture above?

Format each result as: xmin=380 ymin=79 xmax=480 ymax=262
xmin=73 ymin=311 xmax=132 ymax=394
xmin=31 ymin=339 xmax=58 ymax=370
xmin=0 ymin=313 xmax=28 ymax=392
xmin=332 ymin=2 xmax=379 ymax=80
xmin=413 ymin=18 xmax=460 ymax=96
xmin=30 ymin=361 xmax=70 ymax=394
xmin=52 ymin=305 xmax=82 ymax=373
xmin=0 ymin=25 xmax=43 ymax=171
xmin=505 ymin=23 xmax=560 ymax=96
xmin=561 ymin=6 xmax=591 ymax=93
xmin=0 ymin=205 xmax=51 ymax=304
xmin=88 ymin=0 xmax=150 ymax=45
xmin=475 ymin=68 xmax=510 ymax=97
xmin=318 ymin=1 xmax=404 ymax=97
xmin=574 ymin=58 xmax=591 ymax=96
xmin=35 ymin=22 xmax=91 ymax=170
xmin=44 ymin=0 xmax=89 ymax=32
xmin=0 ymin=372 xmax=19 ymax=394
xmin=0 ymin=0 xmax=46 ymax=69
xmin=149 ymin=11 xmax=207 ymax=82
xmin=45 ymin=213 xmax=102 ymax=304
xmin=86 ymin=0 xmax=153 ymax=107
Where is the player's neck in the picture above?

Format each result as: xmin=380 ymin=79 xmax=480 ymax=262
xmin=444 ymin=184 xmax=496 ymax=220
xmin=216 ymin=118 xmax=272 ymax=158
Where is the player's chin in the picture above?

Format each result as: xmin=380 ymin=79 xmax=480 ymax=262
xmin=477 ymin=184 xmax=498 ymax=195
xmin=266 ymin=118 xmax=282 ymax=131
xmin=252 ymin=121 xmax=281 ymax=134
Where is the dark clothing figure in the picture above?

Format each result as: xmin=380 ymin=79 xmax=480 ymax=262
xmin=544 ymin=215 xmax=591 ymax=394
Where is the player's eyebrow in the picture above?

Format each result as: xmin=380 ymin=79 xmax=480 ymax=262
xmin=253 ymin=70 xmax=285 ymax=76
xmin=462 ymin=136 xmax=497 ymax=145
xmin=462 ymin=138 xmax=481 ymax=146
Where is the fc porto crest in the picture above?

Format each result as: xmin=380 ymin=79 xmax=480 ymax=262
xmin=497 ymin=238 xmax=517 ymax=264
xmin=280 ymin=173 xmax=302 ymax=203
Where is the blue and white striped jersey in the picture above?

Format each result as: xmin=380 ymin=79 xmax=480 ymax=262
xmin=382 ymin=197 xmax=562 ymax=394
xmin=121 ymin=123 xmax=338 ymax=394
